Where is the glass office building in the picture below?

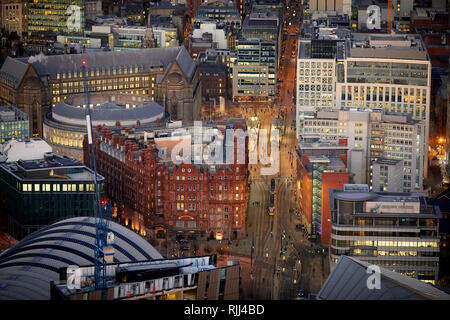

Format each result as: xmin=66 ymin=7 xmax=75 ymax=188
xmin=329 ymin=185 xmax=441 ymax=284
xmin=0 ymin=153 xmax=103 ymax=239
xmin=25 ymin=0 xmax=85 ymax=52
xmin=233 ymin=39 xmax=277 ymax=100
xmin=0 ymin=105 xmax=29 ymax=143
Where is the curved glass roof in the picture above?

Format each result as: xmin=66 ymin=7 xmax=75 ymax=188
xmin=0 ymin=217 xmax=162 ymax=300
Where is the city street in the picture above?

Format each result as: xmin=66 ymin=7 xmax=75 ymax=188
xmin=151 ymin=1 xmax=330 ymax=300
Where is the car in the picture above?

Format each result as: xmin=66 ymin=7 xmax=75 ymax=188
xmin=297 ymin=289 xmax=305 ymax=297
xmin=177 ymin=238 xmax=188 ymax=244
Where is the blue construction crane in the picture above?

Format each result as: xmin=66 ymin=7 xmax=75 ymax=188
xmin=81 ymin=59 xmax=112 ymax=297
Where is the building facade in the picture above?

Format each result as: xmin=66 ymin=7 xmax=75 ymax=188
xmin=51 ymin=255 xmax=240 ymax=300
xmin=25 ymin=0 xmax=85 ymax=53
xmin=0 ymin=105 xmax=29 ymax=143
xmin=85 ymin=120 xmax=249 ymax=240
xmin=43 ymin=92 xmax=164 ymax=162
xmin=296 ymin=33 xmax=432 ymax=182
xmin=233 ymin=39 xmax=277 ymax=101
xmin=1 ymin=0 xmax=24 ymax=35
xmin=329 ymin=184 xmax=441 ymax=284
xmin=193 ymin=0 xmax=242 ymax=28
xmin=0 ymin=153 xmax=103 ymax=239
xmin=0 ymin=46 xmax=201 ymax=137
xmin=198 ymin=63 xmax=228 ymax=102
xmin=298 ymin=108 xmax=427 ymax=192
xmin=296 ymin=141 xmax=349 ymax=245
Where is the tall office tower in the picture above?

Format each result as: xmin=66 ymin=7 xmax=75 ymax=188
xmin=25 ymin=0 xmax=85 ymax=53
xmin=296 ymin=32 xmax=431 ymax=185
xmin=329 ymin=185 xmax=441 ymax=284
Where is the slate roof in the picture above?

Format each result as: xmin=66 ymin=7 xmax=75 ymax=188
xmin=0 ymin=46 xmax=196 ymax=88
xmin=53 ymin=99 xmax=164 ymax=122
xmin=317 ymin=256 xmax=450 ymax=300
xmin=0 ymin=57 xmax=29 ymax=89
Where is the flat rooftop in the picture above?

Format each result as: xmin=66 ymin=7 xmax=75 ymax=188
xmin=1 ymin=153 xmax=100 ymax=182
xmin=349 ymin=34 xmax=428 ymax=61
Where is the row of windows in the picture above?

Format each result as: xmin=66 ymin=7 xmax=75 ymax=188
xmin=20 ymin=183 xmax=97 ymax=192
xmin=331 ymin=239 xmax=439 ymax=248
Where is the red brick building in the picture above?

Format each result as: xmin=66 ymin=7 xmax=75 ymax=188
xmin=296 ymin=141 xmax=349 ymax=246
xmin=85 ymin=121 xmax=249 ymax=240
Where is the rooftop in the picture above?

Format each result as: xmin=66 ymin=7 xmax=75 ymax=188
xmin=0 ymin=46 xmax=196 ymax=88
xmin=0 ymin=217 xmax=162 ymax=300
xmin=0 ymin=105 xmax=28 ymax=122
xmin=50 ymin=93 xmax=164 ymax=128
xmin=1 ymin=152 xmax=102 ymax=182
xmin=0 ymin=138 xmax=52 ymax=162
xmin=317 ymin=256 xmax=450 ymax=300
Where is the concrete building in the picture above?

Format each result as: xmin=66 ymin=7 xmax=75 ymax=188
xmin=43 ymin=93 xmax=165 ymax=162
xmin=233 ymin=39 xmax=277 ymax=101
xmin=0 ymin=137 xmax=51 ymax=162
xmin=317 ymin=255 xmax=450 ymax=300
xmin=50 ymin=254 xmax=240 ymax=300
xmin=85 ymin=119 xmax=249 ymax=240
xmin=296 ymin=140 xmax=349 ymax=245
xmin=329 ymin=184 xmax=441 ymax=284
xmin=0 ymin=216 xmax=164 ymax=300
xmin=0 ymin=105 xmax=29 ymax=143
xmin=296 ymin=33 xmax=432 ymax=183
xmin=0 ymin=0 xmax=24 ymax=35
xmin=299 ymin=108 xmax=427 ymax=192
xmin=371 ymin=158 xmax=403 ymax=193
xmin=0 ymin=46 xmax=201 ymax=137
xmin=0 ymin=153 xmax=104 ymax=239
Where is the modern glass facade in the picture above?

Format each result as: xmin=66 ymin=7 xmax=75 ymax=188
xmin=311 ymin=162 xmax=326 ymax=237
xmin=234 ymin=39 xmax=277 ymax=98
xmin=0 ymin=157 xmax=103 ymax=239
xmin=0 ymin=119 xmax=29 ymax=142
xmin=26 ymin=0 xmax=85 ymax=34
xmin=346 ymin=61 xmax=428 ymax=86
xmin=329 ymin=192 xmax=441 ymax=284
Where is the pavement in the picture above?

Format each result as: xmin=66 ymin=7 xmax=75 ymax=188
xmin=151 ymin=2 xmax=331 ymax=300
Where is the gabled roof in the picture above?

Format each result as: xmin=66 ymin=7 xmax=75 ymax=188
xmin=0 ymin=57 xmax=29 ymax=89
xmin=0 ymin=47 xmax=196 ymax=88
